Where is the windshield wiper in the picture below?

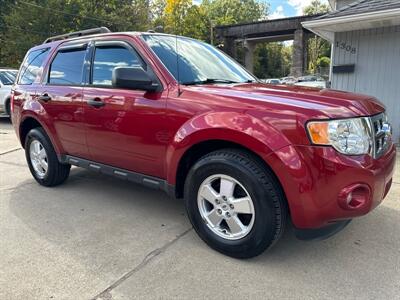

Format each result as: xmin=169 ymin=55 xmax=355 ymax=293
xmin=182 ymin=78 xmax=241 ymax=85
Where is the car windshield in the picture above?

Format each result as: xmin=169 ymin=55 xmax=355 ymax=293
xmin=0 ymin=70 xmax=17 ymax=85
xmin=142 ymin=35 xmax=256 ymax=85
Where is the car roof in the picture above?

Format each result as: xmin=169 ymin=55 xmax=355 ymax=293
xmin=29 ymin=30 xmax=199 ymax=52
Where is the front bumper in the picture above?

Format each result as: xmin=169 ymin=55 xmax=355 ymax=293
xmin=267 ymin=143 xmax=396 ymax=229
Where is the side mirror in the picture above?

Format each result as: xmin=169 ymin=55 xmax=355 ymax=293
xmin=112 ymin=67 xmax=160 ymax=92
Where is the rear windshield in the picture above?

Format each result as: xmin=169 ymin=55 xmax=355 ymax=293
xmin=18 ymin=48 xmax=50 ymax=85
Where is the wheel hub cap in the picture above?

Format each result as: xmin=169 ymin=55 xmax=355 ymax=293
xmin=197 ymin=174 xmax=255 ymax=240
xmin=29 ymin=140 xmax=48 ymax=179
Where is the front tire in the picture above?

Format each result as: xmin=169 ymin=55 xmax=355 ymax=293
xmin=25 ymin=127 xmax=70 ymax=186
xmin=184 ymin=149 xmax=287 ymax=258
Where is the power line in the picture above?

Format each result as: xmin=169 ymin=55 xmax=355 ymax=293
xmin=4 ymin=24 xmax=54 ymax=37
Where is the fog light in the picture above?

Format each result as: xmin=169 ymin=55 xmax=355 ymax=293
xmin=338 ymin=184 xmax=371 ymax=210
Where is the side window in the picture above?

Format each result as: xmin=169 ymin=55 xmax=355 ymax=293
xmin=49 ymin=49 xmax=86 ymax=85
xmin=92 ymin=46 xmax=142 ymax=86
xmin=18 ymin=48 xmax=50 ymax=85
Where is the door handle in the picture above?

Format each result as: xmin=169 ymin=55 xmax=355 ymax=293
xmin=87 ymin=98 xmax=105 ymax=108
xmin=38 ymin=94 xmax=51 ymax=102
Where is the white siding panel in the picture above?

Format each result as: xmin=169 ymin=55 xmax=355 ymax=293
xmin=332 ymin=26 xmax=400 ymax=143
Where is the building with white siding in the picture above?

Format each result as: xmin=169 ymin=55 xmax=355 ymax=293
xmin=303 ymin=0 xmax=400 ymax=143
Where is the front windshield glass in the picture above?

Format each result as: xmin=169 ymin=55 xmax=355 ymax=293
xmin=142 ymin=35 xmax=256 ymax=85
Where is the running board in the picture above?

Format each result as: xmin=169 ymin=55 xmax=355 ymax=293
xmin=59 ymin=155 xmax=171 ymax=193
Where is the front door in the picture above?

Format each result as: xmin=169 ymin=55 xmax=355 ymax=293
xmin=82 ymin=40 xmax=168 ymax=178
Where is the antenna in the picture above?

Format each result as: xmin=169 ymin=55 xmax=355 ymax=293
xmin=175 ymin=10 xmax=182 ymax=96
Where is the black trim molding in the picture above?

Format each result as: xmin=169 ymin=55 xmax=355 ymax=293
xmin=59 ymin=155 xmax=175 ymax=197
xmin=294 ymin=220 xmax=352 ymax=241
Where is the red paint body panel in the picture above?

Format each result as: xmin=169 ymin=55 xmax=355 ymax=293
xmin=82 ymin=87 xmax=168 ymax=177
xmin=266 ymin=143 xmax=396 ymax=228
xmin=11 ymin=32 xmax=396 ymax=230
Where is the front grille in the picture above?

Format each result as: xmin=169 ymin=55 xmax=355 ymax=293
xmin=370 ymin=112 xmax=390 ymax=159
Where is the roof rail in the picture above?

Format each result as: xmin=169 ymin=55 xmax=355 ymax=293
xmin=43 ymin=27 xmax=111 ymax=44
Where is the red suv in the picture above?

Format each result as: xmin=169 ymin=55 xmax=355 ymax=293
xmin=11 ymin=28 xmax=396 ymax=258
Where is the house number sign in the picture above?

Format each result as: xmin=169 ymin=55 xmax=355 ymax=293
xmin=336 ymin=41 xmax=357 ymax=54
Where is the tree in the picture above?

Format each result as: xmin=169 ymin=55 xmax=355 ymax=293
xmin=157 ymin=0 xmax=268 ymax=42
xmin=164 ymin=0 xmax=193 ymax=34
xmin=254 ymin=42 xmax=292 ymax=79
xmin=303 ymin=0 xmax=330 ymax=16
xmin=201 ymin=0 xmax=268 ymax=43
xmin=0 ymin=0 xmax=151 ymax=67
xmin=0 ymin=0 xmax=15 ymax=66
xmin=150 ymin=0 xmax=167 ymax=31
xmin=201 ymin=0 xmax=268 ymax=26
xmin=303 ymin=0 xmax=331 ymax=75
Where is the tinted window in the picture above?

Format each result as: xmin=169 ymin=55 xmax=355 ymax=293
xmin=19 ymin=48 xmax=50 ymax=85
xmin=49 ymin=49 xmax=86 ymax=85
xmin=0 ymin=71 xmax=17 ymax=85
xmin=92 ymin=46 xmax=141 ymax=85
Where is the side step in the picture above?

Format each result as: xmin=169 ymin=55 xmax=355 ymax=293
xmin=60 ymin=155 xmax=171 ymax=193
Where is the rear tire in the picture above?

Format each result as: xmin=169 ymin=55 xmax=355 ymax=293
xmin=184 ymin=149 xmax=287 ymax=259
xmin=25 ymin=127 xmax=70 ymax=187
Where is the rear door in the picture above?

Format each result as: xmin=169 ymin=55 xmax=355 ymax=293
xmin=37 ymin=42 xmax=90 ymax=158
xmin=82 ymin=39 xmax=168 ymax=178
xmin=13 ymin=47 xmax=51 ymax=124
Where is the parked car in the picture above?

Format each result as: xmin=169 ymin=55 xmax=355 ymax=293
xmin=0 ymin=68 xmax=18 ymax=117
xmin=264 ymin=78 xmax=281 ymax=85
xmin=11 ymin=28 xmax=396 ymax=258
xmin=297 ymin=75 xmax=323 ymax=82
xmin=295 ymin=74 xmax=327 ymax=89
xmin=281 ymin=76 xmax=297 ymax=85
xmin=295 ymin=80 xmax=327 ymax=89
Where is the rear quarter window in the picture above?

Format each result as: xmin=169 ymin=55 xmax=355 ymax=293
xmin=18 ymin=48 xmax=50 ymax=85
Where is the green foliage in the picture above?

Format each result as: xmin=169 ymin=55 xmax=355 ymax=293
xmin=303 ymin=0 xmax=331 ymax=75
xmin=201 ymin=0 xmax=268 ymax=26
xmin=317 ymin=56 xmax=330 ymax=68
xmin=0 ymin=0 xmax=269 ymax=66
xmin=303 ymin=0 xmax=330 ymax=15
xmin=0 ymin=0 xmax=151 ymax=67
xmin=160 ymin=0 xmax=268 ymax=42
xmin=254 ymin=43 xmax=292 ymax=79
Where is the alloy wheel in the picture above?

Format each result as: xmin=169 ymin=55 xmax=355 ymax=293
xmin=197 ymin=174 xmax=255 ymax=240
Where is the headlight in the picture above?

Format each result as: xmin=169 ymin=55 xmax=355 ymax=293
xmin=307 ymin=117 xmax=372 ymax=155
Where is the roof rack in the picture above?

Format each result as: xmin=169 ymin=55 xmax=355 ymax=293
xmin=43 ymin=27 xmax=111 ymax=44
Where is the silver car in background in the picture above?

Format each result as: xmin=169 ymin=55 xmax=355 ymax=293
xmin=0 ymin=68 xmax=18 ymax=117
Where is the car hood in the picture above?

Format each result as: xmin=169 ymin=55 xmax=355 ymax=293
xmin=185 ymin=83 xmax=385 ymax=119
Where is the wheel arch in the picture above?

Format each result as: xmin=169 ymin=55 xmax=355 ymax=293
xmin=170 ymin=136 xmax=287 ymax=203
xmin=19 ymin=115 xmax=62 ymax=153
xmin=166 ymin=110 xmax=291 ymax=192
